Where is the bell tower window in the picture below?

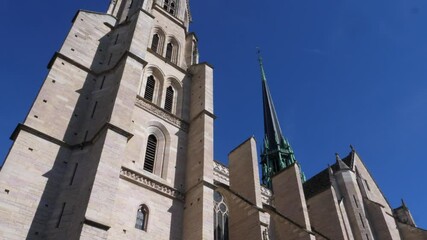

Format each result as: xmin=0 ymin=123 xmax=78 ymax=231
xmin=163 ymin=0 xmax=177 ymax=15
xmin=166 ymin=43 xmax=173 ymax=61
xmin=143 ymin=135 xmax=157 ymax=173
xmin=144 ymin=76 xmax=155 ymax=102
xmin=164 ymin=86 xmax=174 ymax=113
xmin=151 ymin=34 xmax=160 ymax=53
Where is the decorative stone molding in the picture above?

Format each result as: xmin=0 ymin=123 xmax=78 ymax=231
xmin=261 ymin=185 xmax=273 ymax=205
xmin=120 ymin=167 xmax=184 ymax=200
xmin=213 ymin=161 xmax=273 ymax=205
xmin=135 ymin=96 xmax=189 ymax=132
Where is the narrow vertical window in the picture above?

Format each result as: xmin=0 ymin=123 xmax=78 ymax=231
xmin=214 ymin=191 xmax=229 ymax=240
xmin=56 ymin=203 xmax=66 ymax=228
xmin=69 ymin=163 xmax=79 ymax=185
xmin=143 ymin=135 xmax=157 ymax=173
xmin=166 ymin=43 xmax=173 ymax=61
xmin=359 ymin=212 xmax=366 ymax=228
xmin=151 ymin=34 xmax=159 ymax=53
xmin=364 ymin=179 xmax=371 ymax=191
xmin=144 ymin=76 xmax=155 ymax=102
xmin=135 ymin=205 xmax=149 ymax=231
xmin=353 ymin=195 xmax=359 ymax=208
xmin=164 ymin=86 xmax=174 ymax=113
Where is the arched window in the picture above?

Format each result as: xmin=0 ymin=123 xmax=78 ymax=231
xmin=163 ymin=0 xmax=177 ymax=15
xmin=214 ymin=191 xmax=229 ymax=240
xmin=135 ymin=205 xmax=149 ymax=231
xmin=143 ymin=135 xmax=157 ymax=173
xmin=166 ymin=43 xmax=173 ymax=62
xmin=144 ymin=76 xmax=155 ymax=102
xmin=164 ymin=86 xmax=174 ymax=113
xmin=151 ymin=34 xmax=160 ymax=53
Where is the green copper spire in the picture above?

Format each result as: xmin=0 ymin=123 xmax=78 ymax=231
xmin=257 ymin=50 xmax=305 ymax=188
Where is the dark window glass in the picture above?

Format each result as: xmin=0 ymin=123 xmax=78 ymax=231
xmin=144 ymin=76 xmax=155 ymax=102
xmin=143 ymin=135 xmax=157 ymax=173
xmin=164 ymin=86 xmax=174 ymax=112
xmin=166 ymin=43 xmax=173 ymax=61
xmin=214 ymin=191 xmax=229 ymax=240
xmin=151 ymin=34 xmax=159 ymax=53
xmin=135 ymin=205 xmax=149 ymax=231
xmin=164 ymin=0 xmax=177 ymax=16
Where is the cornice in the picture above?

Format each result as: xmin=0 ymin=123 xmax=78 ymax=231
xmin=135 ymin=95 xmax=189 ymax=132
xmin=120 ymin=167 xmax=184 ymax=201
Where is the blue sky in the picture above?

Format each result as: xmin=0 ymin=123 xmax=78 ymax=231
xmin=1 ymin=0 xmax=426 ymax=228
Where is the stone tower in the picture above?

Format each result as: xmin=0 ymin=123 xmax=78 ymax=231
xmin=0 ymin=0 xmax=214 ymax=239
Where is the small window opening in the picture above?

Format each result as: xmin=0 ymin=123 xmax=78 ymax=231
xmin=353 ymin=195 xmax=359 ymax=208
xmin=69 ymin=163 xmax=78 ymax=185
xmin=364 ymin=179 xmax=371 ymax=191
xmin=135 ymin=205 xmax=149 ymax=231
xmin=164 ymin=86 xmax=174 ymax=113
xmin=143 ymin=135 xmax=157 ymax=173
xmin=91 ymin=102 xmax=98 ymax=119
xmin=100 ymin=76 xmax=106 ymax=89
xmin=166 ymin=43 xmax=173 ymax=61
xmin=144 ymin=76 xmax=155 ymax=102
xmin=359 ymin=212 xmax=365 ymax=228
xmin=151 ymin=34 xmax=160 ymax=53
xmin=56 ymin=203 xmax=66 ymax=228
xmin=114 ymin=34 xmax=120 ymax=45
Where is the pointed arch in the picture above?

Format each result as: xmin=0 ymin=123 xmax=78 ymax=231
xmin=135 ymin=204 xmax=149 ymax=231
xmin=141 ymin=122 xmax=171 ymax=179
xmin=140 ymin=66 xmax=165 ymax=106
xmin=150 ymin=27 xmax=166 ymax=55
xmin=214 ymin=191 xmax=229 ymax=240
xmin=164 ymin=36 xmax=180 ymax=64
xmin=162 ymin=77 xmax=183 ymax=116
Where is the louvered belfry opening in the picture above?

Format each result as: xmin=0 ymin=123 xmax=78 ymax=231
xmin=151 ymin=34 xmax=159 ymax=53
xmin=143 ymin=135 xmax=157 ymax=173
xmin=164 ymin=86 xmax=174 ymax=112
xmin=144 ymin=76 xmax=155 ymax=102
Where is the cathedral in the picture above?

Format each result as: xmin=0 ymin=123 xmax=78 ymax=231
xmin=0 ymin=0 xmax=425 ymax=239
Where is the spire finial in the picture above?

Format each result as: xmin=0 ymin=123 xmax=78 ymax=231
xmin=335 ymin=152 xmax=341 ymax=161
xmin=401 ymin=199 xmax=407 ymax=209
xmin=350 ymin=144 xmax=355 ymax=152
xmin=257 ymin=48 xmax=267 ymax=82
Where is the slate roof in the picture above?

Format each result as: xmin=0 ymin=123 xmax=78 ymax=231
xmin=303 ymin=152 xmax=354 ymax=199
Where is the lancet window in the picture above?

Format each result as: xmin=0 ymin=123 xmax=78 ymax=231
xmin=164 ymin=86 xmax=174 ymax=113
xmin=144 ymin=76 xmax=156 ymax=102
xmin=135 ymin=205 xmax=149 ymax=231
xmin=143 ymin=135 xmax=157 ymax=173
xmin=214 ymin=191 xmax=229 ymax=240
xmin=151 ymin=34 xmax=160 ymax=53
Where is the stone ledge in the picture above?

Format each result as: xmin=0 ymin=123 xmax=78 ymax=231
xmin=135 ymin=96 xmax=189 ymax=132
xmin=120 ymin=167 xmax=184 ymax=201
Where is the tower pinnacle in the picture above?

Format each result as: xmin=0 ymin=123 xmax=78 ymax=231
xmin=258 ymin=50 xmax=304 ymax=188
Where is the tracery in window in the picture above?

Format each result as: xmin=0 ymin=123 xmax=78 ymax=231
xmin=214 ymin=191 xmax=229 ymax=240
xmin=163 ymin=0 xmax=177 ymax=15
xmin=135 ymin=205 xmax=149 ymax=231
xmin=143 ymin=135 xmax=157 ymax=173
xmin=144 ymin=76 xmax=155 ymax=102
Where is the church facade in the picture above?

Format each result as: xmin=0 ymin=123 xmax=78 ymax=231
xmin=0 ymin=0 xmax=425 ymax=239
